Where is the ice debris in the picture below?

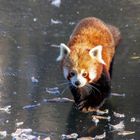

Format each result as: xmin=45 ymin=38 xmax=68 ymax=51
xmin=51 ymin=0 xmax=61 ymax=7
xmin=0 ymin=105 xmax=11 ymax=114
xmin=0 ymin=131 xmax=7 ymax=139
xmin=77 ymin=132 xmax=106 ymax=140
xmin=51 ymin=44 xmax=59 ymax=48
xmin=46 ymin=87 xmax=60 ymax=95
xmin=23 ymin=97 xmax=74 ymax=110
xmin=16 ymin=121 xmax=24 ymax=127
xmin=111 ymin=93 xmax=126 ymax=97
xmin=69 ymin=21 xmax=75 ymax=25
xmin=109 ymin=121 xmax=125 ymax=131
xmin=61 ymin=133 xmax=78 ymax=140
xmin=94 ymin=132 xmax=106 ymax=139
xmin=117 ymin=130 xmax=135 ymax=136
xmin=11 ymin=128 xmax=35 ymax=140
xmin=33 ymin=18 xmax=38 ymax=22
xmin=43 ymin=137 xmax=51 ymax=140
xmin=31 ymin=76 xmax=39 ymax=83
xmin=11 ymin=128 xmax=50 ymax=140
xmin=130 ymin=117 xmax=136 ymax=122
xmin=23 ymin=103 xmax=40 ymax=110
xmin=130 ymin=56 xmax=140 ymax=60
xmin=43 ymin=97 xmax=74 ymax=103
xmin=113 ymin=112 xmax=125 ymax=118
xmin=130 ymin=117 xmax=140 ymax=122
xmin=51 ymin=19 xmax=62 ymax=24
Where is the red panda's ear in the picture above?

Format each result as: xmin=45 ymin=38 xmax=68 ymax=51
xmin=56 ymin=43 xmax=71 ymax=61
xmin=89 ymin=45 xmax=106 ymax=65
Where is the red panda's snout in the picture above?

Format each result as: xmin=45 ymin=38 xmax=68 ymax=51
xmin=70 ymin=74 xmax=87 ymax=88
xmin=67 ymin=70 xmax=87 ymax=88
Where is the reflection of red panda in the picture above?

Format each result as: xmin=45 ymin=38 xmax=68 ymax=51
xmin=56 ymin=17 xmax=121 ymax=111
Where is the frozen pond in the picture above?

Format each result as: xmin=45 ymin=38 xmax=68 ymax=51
xmin=0 ymin=0 xmax=140 ymax=139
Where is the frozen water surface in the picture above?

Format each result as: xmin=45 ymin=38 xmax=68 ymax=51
xmin=0 ymin=0 xmax=140 ymax=139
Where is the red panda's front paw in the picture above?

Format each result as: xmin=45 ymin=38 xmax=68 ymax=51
xmin=81 ymin=106 xmax=98 ymax=113
xmin=75 ymin=100 xmax=87 ymax=111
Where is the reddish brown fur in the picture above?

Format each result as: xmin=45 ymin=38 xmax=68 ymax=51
xmin=63 ymin=17 xmax=121 ymax=82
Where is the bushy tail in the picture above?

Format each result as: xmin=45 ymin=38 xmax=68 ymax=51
xmin=107 ymin=24 xmax=122 ymax=48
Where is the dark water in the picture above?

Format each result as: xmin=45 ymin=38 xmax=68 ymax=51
xmin=0 ymin=0 xmax=140 ymax=139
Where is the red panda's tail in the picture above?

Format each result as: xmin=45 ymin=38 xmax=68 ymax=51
xmin=107 ymin=24 xmax=121 ymax=48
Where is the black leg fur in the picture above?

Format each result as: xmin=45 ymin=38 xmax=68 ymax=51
xmin=69 ymin=68 xmax=111 ymax=111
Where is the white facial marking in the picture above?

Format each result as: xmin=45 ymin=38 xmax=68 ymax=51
xmin=89 ymin=69 xmax=97 ymax=82
xmin=71 ymin=74 xmax=87 ymax=88
xmin=63 ymin=67 xmax=69 ymax=79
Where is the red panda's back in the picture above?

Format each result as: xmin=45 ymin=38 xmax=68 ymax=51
xmin=68 ymin=17 xmax=120 ymax=71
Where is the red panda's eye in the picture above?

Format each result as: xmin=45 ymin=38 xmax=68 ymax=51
xmin=82 ymin=72 xmax=88 ymax=77
xmin=69 ymin=71 xmax=75 ymax=77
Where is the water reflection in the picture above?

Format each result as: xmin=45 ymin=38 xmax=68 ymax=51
xmin=65 ymin=100 xmax=118 ymax=139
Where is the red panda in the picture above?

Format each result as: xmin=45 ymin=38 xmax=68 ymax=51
xmin=56 ymin=17 xmax=121 ymax=111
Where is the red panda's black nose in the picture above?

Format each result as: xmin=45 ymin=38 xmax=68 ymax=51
xmin=75 ymin=81 xmax=81 ymax=86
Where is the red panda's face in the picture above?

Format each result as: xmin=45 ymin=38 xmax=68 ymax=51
xmin=57 ymin=43 xmax=105 ymax=88
xmin=63 ymin=66 xmax=97 ymax=88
